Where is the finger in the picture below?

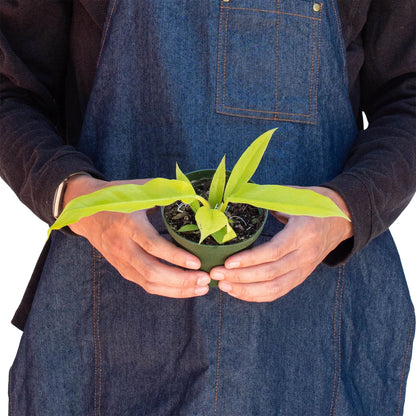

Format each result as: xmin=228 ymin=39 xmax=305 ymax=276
xmin=224 ymin=229 xmax=296 ymax=269
xmin=211 ymin=250 xmax=299 ymax=283
xmin=104 ymin=240 xmax=211 ymax=297
xmin=116 ymin=258 xmax=210 ymax=298
xmin=120 ymin=239 xmax=210 ymax=287
xmin=129 ymin=212 xmax=201 ymax=270
xmin=219 ymin=269 xmax=308 ymax=302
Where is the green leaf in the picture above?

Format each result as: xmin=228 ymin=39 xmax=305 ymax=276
xmin=48 ymin=178 xmax=197 ymax=236
xmin=176 ymin=163 xmax=190 ymax=184
xmin=178 ymin=224 xmax=199 ymax=233
xmin=224 ymin=128 xmax=277 ymax=202
xmin=176 ymin=163 xmax=200 ymax=213
xmin=195 ymin=206 xmax=229 ymax=244
xmin=212 ymin=222 xmax=237 ymax=244
xmin=208 ymin=156 xmax=226 ymax=209
xmin=227 ymin=183 xmax=350 ymax=220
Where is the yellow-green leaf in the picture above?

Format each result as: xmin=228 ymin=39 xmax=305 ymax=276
xmin=212 ymin=222 xmax=237 ymax=244
xmin=176 ymin=163 xmax=200 ymax=213
xmin=209 ymin=156 xmax=226 ymax=209
xmin=228 ymin=183 xmax=350 ymax=220
xmin=224 ymin=128 xmax=277 ymax=202
xmin=195 ymin=206 xmax=229 ymax=244
xmin=178 ymin=224 xmax=199 ymax=233
xmin=48 ymin=178 xmax=197 ymax=236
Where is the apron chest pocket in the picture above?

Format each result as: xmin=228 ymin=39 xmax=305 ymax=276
xmin=216 ymin=0 xmax=322 ymax=124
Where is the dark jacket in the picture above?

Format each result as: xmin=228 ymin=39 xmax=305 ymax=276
xmin=0 ymin=1 xmax=415 ymax=328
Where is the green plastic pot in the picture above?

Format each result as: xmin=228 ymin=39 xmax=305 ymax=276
xmin=161 ymin=170 xmax=268 ymax=286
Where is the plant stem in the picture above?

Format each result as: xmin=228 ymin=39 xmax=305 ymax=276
xmin=195 ymin=195 xmax=211 ymax=209
xmin=219 ymin=201 xmax=228 ymax=213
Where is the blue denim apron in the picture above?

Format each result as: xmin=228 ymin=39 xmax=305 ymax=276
xmin=9 ymin=1 xmax=415 ymax=415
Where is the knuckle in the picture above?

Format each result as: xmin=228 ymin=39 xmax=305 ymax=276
xmin=140 ymin=237 xmax=157 ymax=254
xmin=268 ymin=242 xmax=281 ymax=261
xmin=238 ymin=285 xmax=256 ymax=302
xmin=304 ymin=245 xmax=320 ymax=264
xmin=142 ymin=280 xmax=158 ymax=295
xmin=144 ymin=267 xmax=160 ymax=284
xmin=229 ymin=271 xmax=243 ymax=283
xmin=269 ymin=281 xmax=283 ymax=300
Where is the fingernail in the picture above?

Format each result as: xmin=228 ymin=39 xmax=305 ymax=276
xmin=197 ymin=276 xmax=211 ymax=286
xmin=186 ymin=259 xmax=200 ymax=269
xmin=219 ymin=282 xmax=232 ymax=292
xmin=211 ymin=271 xmax=224 ymax=281
xmin=226 ymin=261 xmax=240 ymax=269
xmin=195 ymin=286 xmax=209 ymax=296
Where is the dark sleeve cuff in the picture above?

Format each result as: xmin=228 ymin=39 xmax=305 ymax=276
xmin=38 ymin=150 xmax=107 ymax=225
xmin=321 ymin=172 xmax=372 ymax=266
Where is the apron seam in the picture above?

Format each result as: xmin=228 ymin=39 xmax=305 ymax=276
xmin=8 ymin=367 xmax=13 ymax=416
xmin=93 ymin=250 xmax=103 ymax=416
xmin=214 ymin=291 xmax=223 ymax=416
xmin=397 ymin=307 xmax=415 ymax=416
xmin=97 ymin=0 xmax=119 ymax=69
xmin=330 ymin=0 xmax=347 ymax=85
xmin=329 ymin=264 xmax=345 ymax=416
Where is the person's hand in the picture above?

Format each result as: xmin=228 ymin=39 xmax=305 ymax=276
xmin=62 ymin=174 xmax=211 ymax=298
xmin=210 ymin=187 xmax=353 ymax=302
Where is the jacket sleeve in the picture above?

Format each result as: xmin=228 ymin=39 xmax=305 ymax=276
xmin=324 ymin=0 xmax=416 ymax=265
xmin=0 ymin=1 xmax=104 ymax=225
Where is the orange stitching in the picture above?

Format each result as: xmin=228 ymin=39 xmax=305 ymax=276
xmin=222 ymin=104 xmax=313 ymax=117
xmin=313 ymin=12 xmax=323 ymax=124
xmin=307 ymin=16 xmax=316 ymax=119
xmin=329 ymin=266 xmax=342 ymax=416
xmin=93 ymin=251 xmax=103 ymax=416
xmin=97 ymin=253 xmax=103 ymax=415
xmin=214 ymin=291 xmax=223 ymax=416
xmin=329 ymin=265 xmax=345 ymax=415
xmin=93 ymin=252 xmax=98 ymax=416
xmin=215 ymin=5 xmax=225 ymax=112
xmin=216 ymin=109 xmax=317 ymax=124
xmin=330 ymin=0 xmax=347 ymax=85
xmin=217 ymin=2 xmax=321 ymax=124
xmin=397 ymin=308 xmax=415 ymax=416
xmin=221 ymin=5 xmax=230 ymax=110
xmin=96 ymin=0 xmax=119 ymax=69
xmin=274 ymin=0 xmax=280 ymax=120
xmin=223 ymin=6 xmax=322 ymax=21
xmin=334 ymin=265 xmax=345 ymax=413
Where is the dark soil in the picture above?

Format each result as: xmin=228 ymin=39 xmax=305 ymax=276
xmin=164 ymin=178 xmax=266 ymax=245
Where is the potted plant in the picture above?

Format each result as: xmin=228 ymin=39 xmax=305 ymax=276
xmin=49 ymin=128 xmax=349 ymax=279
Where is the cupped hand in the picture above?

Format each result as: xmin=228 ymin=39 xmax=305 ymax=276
xmin=210 ymin=187 xmax=353 ymax=302
xmin=62 ymin=174 xmax=211 ymax=298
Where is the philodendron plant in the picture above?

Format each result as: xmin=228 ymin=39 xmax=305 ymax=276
xmin=48 ymin=128 xmax=349 ymax=242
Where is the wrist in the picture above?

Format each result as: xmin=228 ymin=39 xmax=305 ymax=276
xmin=311 ymin=186 xmax=353 ymax=241
xmin=62 ymin=174 xmax=107 ymax=209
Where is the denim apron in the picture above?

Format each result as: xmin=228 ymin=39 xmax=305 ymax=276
xmin=9 ymin=1 xmax=415 ymax=415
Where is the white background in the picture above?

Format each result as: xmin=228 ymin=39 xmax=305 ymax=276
xmin=1 ymin=177 xmax=415 ymax=414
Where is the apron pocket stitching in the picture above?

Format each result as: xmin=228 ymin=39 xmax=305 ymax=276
xmin=216 ymin=2 xmax=322 ymax=123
